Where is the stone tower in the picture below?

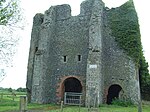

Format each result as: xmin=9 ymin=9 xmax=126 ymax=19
xmin=26 ymin=0 xmax=141 ymax=105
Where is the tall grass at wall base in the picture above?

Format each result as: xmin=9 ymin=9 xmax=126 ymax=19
xmin=112 ymin=98 xmax=134 ymax=107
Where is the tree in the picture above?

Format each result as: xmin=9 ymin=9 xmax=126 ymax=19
xmin=8 ymin=87 xmax=13 ymax=92
xmin=139 ymin=55 xmax=150 ymax=100
xmin=139 ymin=56 xmax=150 ymax=86
xmin=0 ymin=0 xmax=24 ymax=82
xmin=0 ymin=0 xmax=21 ymax=25
xmin=16 ymin=87 xmax=27 ymax=92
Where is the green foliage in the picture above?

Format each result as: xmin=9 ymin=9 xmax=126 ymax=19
xmin=16 ymin=87 xmax=27 ymax=92
xmin=107 ymin=0 xmax=150 ymax=99
xmin=0 ymin=0 xmax=24 ymax=82
xmin=139 ymin=56 xmax=150 ymax=86
xmin=112 ymin=98 xmax=134 ymax=107
xmin=7 ymin=88 xmax=13 ymax=92
xmin=0 ymin=0 xmax=20 ymax=25
xmin=107 ymin=0 xmax=142 ymax=64
xmin=139 ymin=56 xmax=150 ymax=100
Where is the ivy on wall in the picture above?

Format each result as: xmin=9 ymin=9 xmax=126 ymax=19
xmin=107 ymin=0 xmax=150 ymax=100
xmin=107 ymin=0 xmax=142 ymax=64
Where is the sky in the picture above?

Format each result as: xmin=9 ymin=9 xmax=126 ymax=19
xmin=0 ymin=0 xmax=150 ymax=89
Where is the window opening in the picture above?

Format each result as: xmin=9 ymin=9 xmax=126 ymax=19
xmin=78 ymin=55 xmax=81 ymax=61
xmin=64 ymin=56 xmax=67 ymax=62
xmin=35 ymin=47 xmax=38 ymax=52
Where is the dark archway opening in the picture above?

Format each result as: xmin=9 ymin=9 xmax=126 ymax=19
xmin=64 ymin=77 xmax=82 ymax=93
xmin=63 ymin=77 xmax=82 ymax=105
xmin=106 ymin=84 xmax=122 ymax=104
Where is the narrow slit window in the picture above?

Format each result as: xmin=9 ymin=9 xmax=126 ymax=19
xmin=35 ymin=47 xmax=38 ymax=52
xmin=64 ymin=56 xmax=67 ymax=62
xmin=78 ymin=55 xmax=81 ymax=61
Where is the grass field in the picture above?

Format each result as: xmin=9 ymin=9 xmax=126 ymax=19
xmin=0 ymin=91 xmax=150 ymax=112
xmin=48 ymin=104 xmax=150 ymax=112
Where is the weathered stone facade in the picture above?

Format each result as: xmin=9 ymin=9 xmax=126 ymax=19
xmin=26 ymin=0 xmax=141 ymax=105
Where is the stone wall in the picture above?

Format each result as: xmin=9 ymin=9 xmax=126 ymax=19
xmin=26 ymin=13 xmax=44 ymax=102
xmin=27 ymin=0 xmax=141 ymax=105
xmin=27 ymin=0 xmax=93 ymax=103
xmin=102 ymin=8 xmax=140 ymax=104
xmin=85 ymin=0 xmax=104 ymax=106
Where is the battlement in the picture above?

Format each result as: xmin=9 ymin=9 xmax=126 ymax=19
xmin=33 ymin=0 xmax=105 ymax=24
xmin=54 ymin=4 xmax=71 ymax=20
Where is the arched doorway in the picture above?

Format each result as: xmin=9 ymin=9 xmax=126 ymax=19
xmin=106 ymin=84 xmax=122 ymax=104
xmin=63 ymin=77 xmax=82 ymax=105
xmin=64 ymin=77 xmax=82 ymax=93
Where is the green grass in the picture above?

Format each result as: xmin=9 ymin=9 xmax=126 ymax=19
xmin=1 ymin=101 xmax=150 ymax=112
xmin=0 ymin=92 xmax=150 ymax=112
xmin=46 ymin=105 xmax=148 ymax=112
xmin=100 ymin=105 xmax=137 ymax=112
xmin=0 ymin=92 xmax=26 ymax=111
xmin=27 ymin=103 xmax=59 ymax=111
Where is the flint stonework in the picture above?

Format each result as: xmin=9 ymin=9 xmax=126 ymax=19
xmin=26 ymin=0 xmax=141 ymax=105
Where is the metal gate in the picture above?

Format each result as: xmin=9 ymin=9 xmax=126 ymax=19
xmin=64 ymin=92 xmax=82 ymax=105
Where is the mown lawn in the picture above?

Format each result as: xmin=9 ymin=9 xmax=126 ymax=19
xmin=0 ymin=92 xmax=150 ymax=112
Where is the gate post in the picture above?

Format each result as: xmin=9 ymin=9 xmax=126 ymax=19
xmin=19 ymin=96 xmax=27 ymax=112
xmin=64 ymin=92 xmax=66 ymax=104
xmin=78 ymin=95 xmax=82 ymax=112
xmin=60 ymin=101 xmax=63 ymax=112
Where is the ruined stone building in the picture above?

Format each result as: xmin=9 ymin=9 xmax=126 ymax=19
xmin=26 ymin=0 xmax=141 ymax=105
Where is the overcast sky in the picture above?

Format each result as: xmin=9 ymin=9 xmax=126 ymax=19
xmin=0 ymin=0 xmax=150 ymax=89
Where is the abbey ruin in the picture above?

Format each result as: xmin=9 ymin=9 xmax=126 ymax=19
xmin=26 ymin=0 xmax=141 ymax=105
